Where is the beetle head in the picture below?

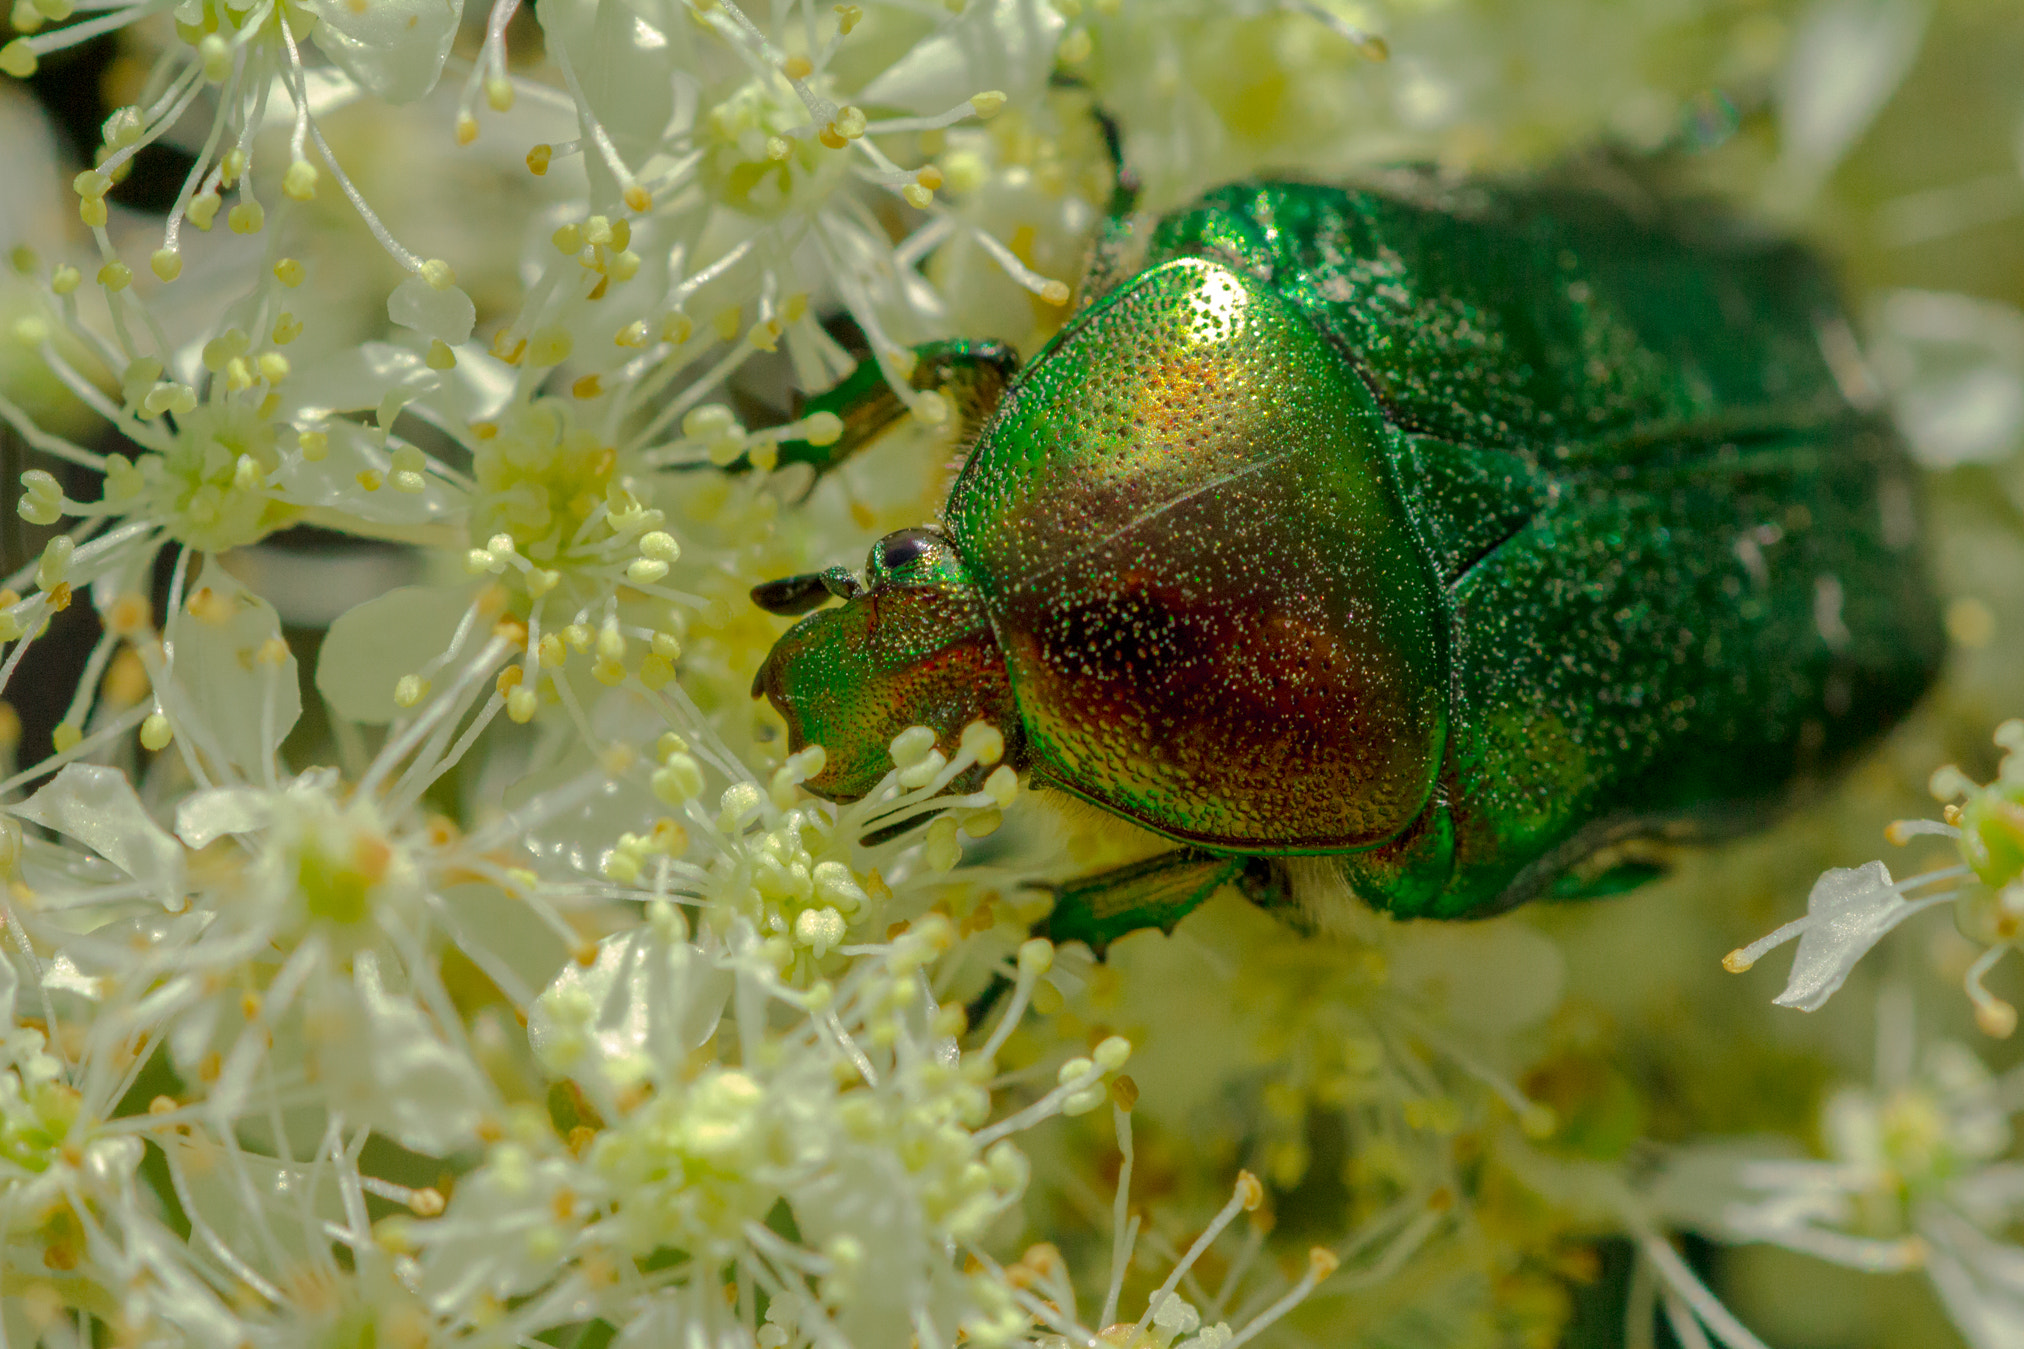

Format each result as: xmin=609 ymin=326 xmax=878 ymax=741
xmin=751 ymin=528 xmax=1019 ymax=800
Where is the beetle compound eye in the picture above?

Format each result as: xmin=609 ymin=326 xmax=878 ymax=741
xmin=874 ymin=528 xmax=938 ymax=574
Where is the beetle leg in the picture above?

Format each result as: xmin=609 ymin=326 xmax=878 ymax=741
xmin=1041 ymin=75 xmax=1148 ymax=310
xmin=1032 ymin=849 xmax=1257 ymax=958
xmin=1075 ymin=99 xmax=1152 ymax=311
xmin=1543 ymin=837 xmax=1677 ymax=901
xmin=757 ymin=338 xmax=1019 ymax=481
xmin=962 ymin=851 xmax=1245 ymax=1026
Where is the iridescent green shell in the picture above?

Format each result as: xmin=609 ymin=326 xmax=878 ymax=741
xmin=757 ymin=175 xmax=1944 ymax=921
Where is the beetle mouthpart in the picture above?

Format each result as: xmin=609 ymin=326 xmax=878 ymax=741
xmin=817 ymin=566 xmax=863 ymax=600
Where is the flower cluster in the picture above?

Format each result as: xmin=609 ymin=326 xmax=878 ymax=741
xmin=0 ymin=0 xmax=2021 ymax=1346
xmin=1653 ymin=996 xmax=2024 ymax=1349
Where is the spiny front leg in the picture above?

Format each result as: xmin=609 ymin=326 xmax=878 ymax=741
xmin=765 ymin=338 xmax=1019 ymax=478
xmin=1036 ymin=849 xmax=1288 ymax=958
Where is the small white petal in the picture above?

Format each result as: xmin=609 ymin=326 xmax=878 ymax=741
xmin=419 ymin=347 xmax=516 ymax=424
xmin=1772 ymin=861 xmax=1932 ymax=1011
xmin=302 ymin=0 xmax=466 ymax=104
xmin=526 ymin=931 xmax=731 ymax=1100
xmin=1778 ymin=0 xmax=1928 ymax=186
xmin=389 ymin=276 xmax=477 ymax=345
xmin=280 ymin=342 xmax=438 ymax=422
xmin=542 ymin=0 xmax=674 ymax=201
xmin=174 ymin=787 xmax=272 ymax=848
xmin=13 ymin=764 xmax=184 ymax=901
xmin=1873 ymin=290 xmax=2024 ymax=467
xmin=277 ymin=421 xmax=459 ymax=528
xmin=309 ymin=956 xmax=489 ymax=1154
xmin=859 ymin=0 xmax=1066 ymax=115
xmin=170 ymin=566 xmax=302 ymax=775
xmin=316 ymin=583 xmax=482 ymax=724
xmin=417 ymin=1152 xmax=579 ymax=1307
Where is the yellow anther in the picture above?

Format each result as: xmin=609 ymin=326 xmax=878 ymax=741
xmin=1 ymin=38 xmax=40 ymax=77
xmin=198 ymin=33 xmax=229 ymax=82
xmin=983 ymin=764 xmax=1018 ymax=807
xmin=959 ymin=721 xmax=1004 ymax=765
xmin=527 ymin=327 xmax=573 ymax=366
xmin=282 ymin=159 xmax=318 ymax=201
xmin=140 ymin=712 xmax=172 ymax=751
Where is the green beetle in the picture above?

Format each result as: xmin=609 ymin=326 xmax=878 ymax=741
xmin=749 ymin=169 xmax=1943 ymax=952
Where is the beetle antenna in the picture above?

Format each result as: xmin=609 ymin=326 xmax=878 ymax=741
xmin=750 ymin=573 xmax=839 ymax=615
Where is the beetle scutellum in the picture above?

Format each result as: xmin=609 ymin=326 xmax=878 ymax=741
xmin=748 ymin=162 xmax=1943 ymax=953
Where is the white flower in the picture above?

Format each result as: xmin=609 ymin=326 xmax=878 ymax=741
xmin=1651 ymin=1000 xmax=2024 ymax=1349
xmin=0 ymin=0 xmax=2010 ymax=1343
